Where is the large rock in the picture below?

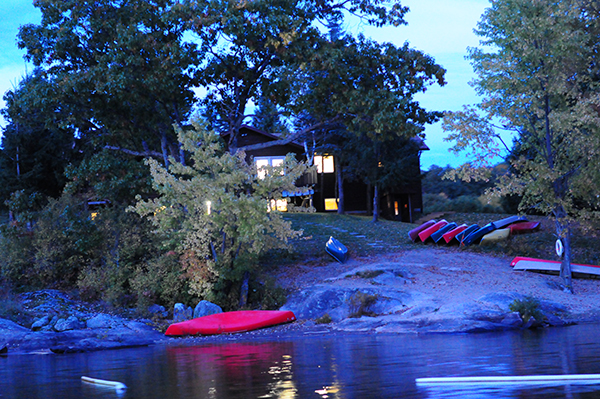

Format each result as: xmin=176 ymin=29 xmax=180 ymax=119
xmin=173 ymin=303 xmax=193 ymax=322
xmin=477 ymin=292 xmax=527 ymax=311
xmin=0 ymin=318 xmax=29 ymax=332
xmin=31 ymin=315 xmax=51 ymax=331
xmin=193 ymin=300 xmax=222 ymax=319
xmin=148 ymin=304 xmax=168 ymax=318
xmin=86 ymin=314 xmax=123 ymax=329
xmin=54 ymin=316 xmax=85 ymax=332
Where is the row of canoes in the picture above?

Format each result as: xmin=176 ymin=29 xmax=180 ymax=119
xmin=409 ymin=215 xmax=541 ymax=246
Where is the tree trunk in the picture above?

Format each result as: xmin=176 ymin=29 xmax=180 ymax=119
xmin=367 ymin=183 xmax=372 ymax=216
xmin=161 ymin=133 xmax=170 ymax=168
xmin=336 ymin=160 xmax=344 ymax=214
xmin=555 ymin=206 xmax=573 ymax=293
xmin=372 ymin=184 xmax=379 ymax=222
xmin=239 ymin=271 xmax=250 ymax=308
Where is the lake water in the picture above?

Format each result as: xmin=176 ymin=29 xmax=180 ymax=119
xmin=2 ymin=323 xmax=600 ymax=398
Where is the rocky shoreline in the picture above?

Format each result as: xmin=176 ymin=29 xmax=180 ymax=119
xmin=2 ymin=248 xmax=600 ymax=355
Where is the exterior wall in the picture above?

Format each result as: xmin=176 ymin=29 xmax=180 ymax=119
xmin=312 ymin=157 xmax=425 ymax=223
xmin=225 ymin=125 xmax=425 ymax=222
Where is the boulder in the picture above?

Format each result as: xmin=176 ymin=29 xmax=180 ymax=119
xmin=193 ymin=300 xmax=223 ymax=319
xmin=54 ymin=316 xmax=85 ymax=332
xmin=148 ymin=304 xmax=169 ymax=318
xmin=86 ymin=314 xmax=123 ymax=329
xmin=41 ymin=316 xmax=59 ymax=331
xmin=31 ymin=315 xmax=51 ymax=331
xmin=173 ymin=303 xmax=193 ymax=322
xmin=477 ymin=292 xmax=527 ymax=311
xmin=0 ymin=318 xmax=29 ymax=332
xmin=500 ymin=312 xmax=523 ymax=328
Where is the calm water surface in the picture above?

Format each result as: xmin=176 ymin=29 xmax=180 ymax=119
xmin=2 ymin=323 xmax=600 ymax=398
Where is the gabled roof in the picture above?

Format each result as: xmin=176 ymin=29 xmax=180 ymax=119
xmin=221 ymin=125 xmax=304 ymax=150
xmin=223 ymin=124 xmax=429 ymax=151
xmin=411 ymin=136 xmax=430 ymax=151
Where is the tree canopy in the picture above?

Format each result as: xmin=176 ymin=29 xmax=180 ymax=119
xmin=443 ymin=0 xmax=600 ymax=292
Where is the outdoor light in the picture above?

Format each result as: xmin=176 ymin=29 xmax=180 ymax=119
xmin=206 ymin=201 xmax=212 ymax=215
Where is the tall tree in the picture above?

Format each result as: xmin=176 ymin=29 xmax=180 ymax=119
xmin=132 ymin=121 xmax=313 ymax=308
xmin=0 ymin=70 xmax=76 ymax=203
xmin=187 ymin=0 xmax=409 ymax=152
xmin=443 ymin=0 xmax=600 ymax=292
xmin=297 ymin=34 xmax=445 ymax=221
xmin=17 ymin=0 xmax=198 ymax=166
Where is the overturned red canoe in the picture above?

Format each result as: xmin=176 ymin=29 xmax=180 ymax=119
xmin=511 ymin=257 xmax=600 ymax=278
xmin=408 ymin=220 xmax=436 ymax=242
xmin=165 ymin=310 xmax=296 ymax=336
xmin=510 ymin=221 xmax=540 ymax=234
xmin=418 ymin=220 xmax=448 ymax=243
xmin=442 ymin=223 xmax=468 ymax=244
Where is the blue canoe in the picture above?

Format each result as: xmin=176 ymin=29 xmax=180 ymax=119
xmin=454 ymin=224 xmax=479 ymax=245
xmin=492 ymin=215 xmax=528 ymax=230
xmin=462 ymin=223 xmax=496 ymax=246
xmin=326 ymin=236 xmax=348 ymax=263
xmin=430 ymin=222 xmax=458 ymax=244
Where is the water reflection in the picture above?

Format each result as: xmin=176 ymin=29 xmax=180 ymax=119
xmin=3 ymin=324 xmax=600 ymax=398
xmin=164 ymin=342 xmax=297 ymax=398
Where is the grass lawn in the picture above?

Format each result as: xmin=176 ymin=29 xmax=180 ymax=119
xmin=262 ymin=212 xmax=600 ymax=268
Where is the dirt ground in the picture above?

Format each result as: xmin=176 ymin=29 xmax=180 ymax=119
xmin=275 ymin=247 xmax=600 ymax=320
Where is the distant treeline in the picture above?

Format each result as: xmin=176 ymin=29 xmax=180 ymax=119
xmin=421 ymin=164 xmax=519 ymax=214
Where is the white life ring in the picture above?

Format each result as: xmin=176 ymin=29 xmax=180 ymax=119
xmin=555 ymin=239 xmax=564 ymax=257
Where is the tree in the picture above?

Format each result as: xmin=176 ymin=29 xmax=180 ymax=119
xmin=187 ymin=0 xmax=409 ymax=152
xmin=443 ymin=0 xmax=600 ymax=292
xmin=252 ymin=95 xmax=290 ymax=136
xmin=132 ymin=121 xmax=313 ymax=309
xmin=17 ymin=0 xmax=198 ymax=166
xmin=296 ymin=34 xmax=445 ymax=221
xmin=0 ymin=70 xmax=76 ymax=204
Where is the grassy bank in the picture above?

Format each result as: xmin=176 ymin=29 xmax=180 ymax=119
xmin=264 ymin=212 xmax=600 ymax=268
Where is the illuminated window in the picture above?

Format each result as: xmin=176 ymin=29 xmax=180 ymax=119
xmin=314 ymin=155 xmax=334 ymax=173
xmin=255 ymin=156 xmax=285 ymax=179
xmin=269 ymin=199 xmax=288 ymax=212
xmin=394 ymin=201 xmax=399 ymax=216
xmin=324 ymin=198 xmax=338 ymax=211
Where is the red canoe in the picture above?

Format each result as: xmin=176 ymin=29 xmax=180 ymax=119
xmin=408 ymin=220 xmax=436 ymax=242
xmin=442 ymin=224 xmax=468 ymax=244
xmin=418 ymin=220 xmax=448 ymax=243
xmin=509 ymin=221 xmax=540 ymax=234
xmin=511 ymin=257 xmax=600 ymax=278
xmin=165 ymin=310 xmax=296 ymax=336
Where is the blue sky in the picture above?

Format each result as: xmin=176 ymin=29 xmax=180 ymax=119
xmin=0 ymin=0 xmax=490 ymax=169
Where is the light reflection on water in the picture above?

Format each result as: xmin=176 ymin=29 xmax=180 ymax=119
xmin=2 ymin=323 xmax=600 ymax=398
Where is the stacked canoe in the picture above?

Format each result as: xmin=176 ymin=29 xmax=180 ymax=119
xmin=408 ymin=215 xmax=540 ymax=246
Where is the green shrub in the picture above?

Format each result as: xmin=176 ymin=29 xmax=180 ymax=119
xmin=131 ymin=122 xmax=312 ymax=309
xmin=316 ymin=313 xmax=332 ymax=324
xmin=247 ymin=276 xmax=288 ymax=310
xmin=348 ymin=291 xmax=378 ymax=318
xmin=130 ymin=251 xmax=196 ymax=311
xmin=509 ymin=296 xmax=545 ymax=323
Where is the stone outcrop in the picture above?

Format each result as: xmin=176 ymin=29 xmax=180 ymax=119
xmin=0 ymin=290 xmax=165 ymax=354
xmin=281 ymin=263 xmax=574 ymax=334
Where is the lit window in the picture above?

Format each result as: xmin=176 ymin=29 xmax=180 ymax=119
xmin=324 ymin=198 xmax=338 ymax=211
xmin=314 ymin=155 xmax=334 ymax=173
xmin=269 ymin=199 xmax=288 ymax=212
xmin=255 ymin=156 xmax=285 ymax=179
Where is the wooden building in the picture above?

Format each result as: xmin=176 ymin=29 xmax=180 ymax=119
xmin=226 ymin=125 xmax=427 ymax=222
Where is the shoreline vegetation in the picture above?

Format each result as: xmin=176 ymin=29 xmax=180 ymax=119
xmin=1 ymin=212 xmax=600 ymax=354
